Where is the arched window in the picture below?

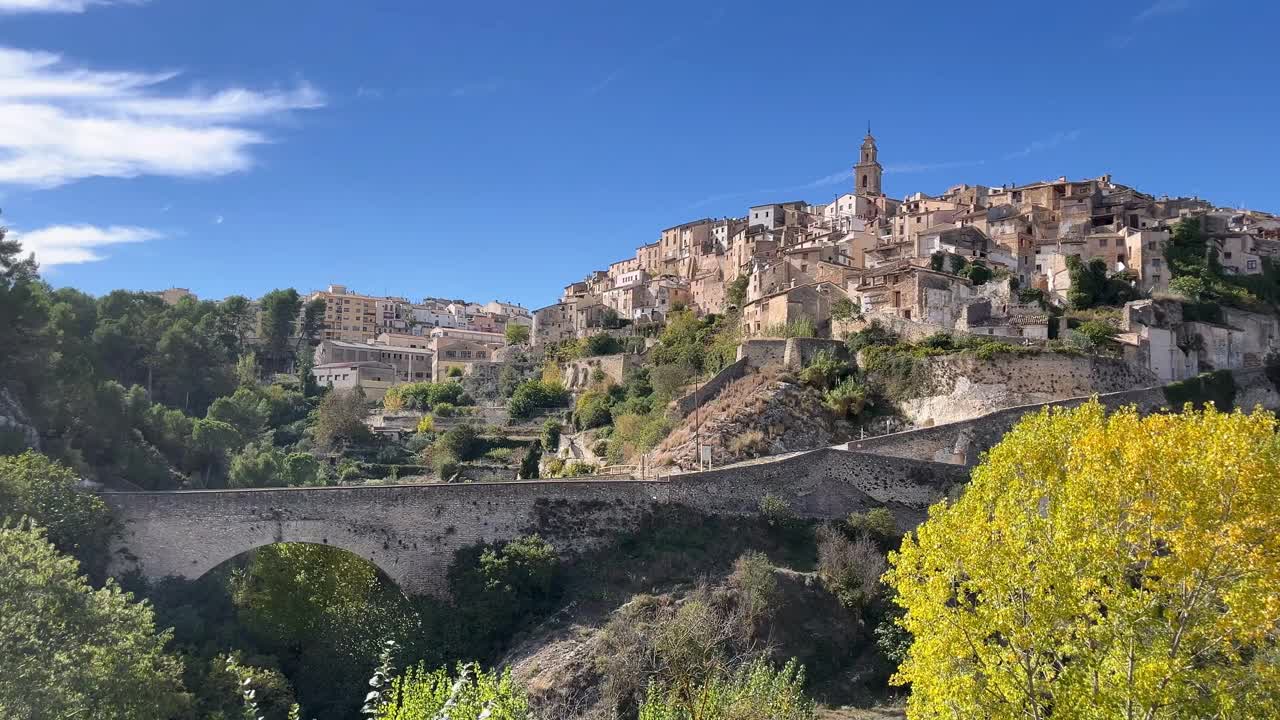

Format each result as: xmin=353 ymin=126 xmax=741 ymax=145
xmin=861 ymin=174 xmax=868 ymax=188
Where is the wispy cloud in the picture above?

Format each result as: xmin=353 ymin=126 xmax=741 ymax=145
xmin=355 ymin=86 xmax=383 ymax=100
xmin=1002 ymin=130 xmax=1081 ymax=160
xmin=213 ymin=215 xmax=224 ymax=225
xmin=1134 ymin=0 xmax=1191 ymax=22
xmin=0 ymin=46 xmax=323 ymax=188
xmin=10 ymin=223 xmax=160 ymax=266
xmin=449 ymin=78 xmax=502 ymax=98
xmin=0 ymin=0 xmax=138 ymax=14
xmin=886 ymin=159 xmax=986 ymax=174
xmin=587 ymin=35 xmax=680 ymax=94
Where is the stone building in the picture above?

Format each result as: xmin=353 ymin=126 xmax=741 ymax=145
xmin=315 ymin=338 xmax=434 ymax=383
xmin=312 ymin=361 xmax=395 ymax=400
xmin=740 ymin=281 xmax=845 ymax=336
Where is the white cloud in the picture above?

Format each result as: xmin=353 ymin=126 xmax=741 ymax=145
xmin=213 ymin=215 xmax=223 ymax=224
xmin=0 ymin=0 xmax=132 ymax=14
xmin=1134 ymin=0 xmax=1191 ymax=22
xmin=1002 ymin=130 xmax=1081 ymax=160
xmin=0 ymin=46 xmax=323 ymax=188
xmin=10 ymin=223 xmax=161 ymax=266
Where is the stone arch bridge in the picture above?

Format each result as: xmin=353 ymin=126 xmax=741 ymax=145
xmin=104 ymin=448 xmax=967 ymax=596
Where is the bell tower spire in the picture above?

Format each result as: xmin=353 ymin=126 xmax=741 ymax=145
xmin=854 ymin=126 xmax=883 ymax=197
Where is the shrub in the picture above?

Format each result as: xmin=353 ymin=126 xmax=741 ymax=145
xmin=758 ymin=494 xmax=794 ymax=527
xmin=446 ymin=534 xmax=562 ymax=657
xmin=435 ymin=457 xmax=460 ymax=481
xmin=508 ymin=380 xmax=569 ymax=419
xmin=816 ymin=524 xmax=885 ymax=611
xmin=824 ymin=377 xmax=868 ymax=418
xmin=1163 ymin=370 xmax=1237 ymax=412
xmin=431 ymin=402 xmax=457 ymax=418
xmin=484 ymin=447 xmax=512 ymax=463
xmin=573 ymin=389 xmax=612 ymax=430
xmin=846 ymin=507 xmax=900 ymax=546
xmin=561 ymin=461 xmax=595 ymax=477
xmin=727 ymin=429 xmax=768 ymax=457
xmin=612 ymin=412 xmax=674 ymax=458
xmin=543 ymin=457 xmax=564 ymax=477
xmin=434 ymin=424 xmax=481 ymax=462
xmin=649 ymin=363 xmax=693 ymax=402
xmin=539 ymin=419 xmax=561 ymax=454
xmin=415 ymin=415 xmax=434 ymax=434
xmin=762 ymin=318 xmax=816 ymax=339
xmin=728 ymin=551 xmax=777 ymax=625
xmin=374 ymin=663 xmax=527 ymax=720
xmin=637 ymin=658 xmax=814 ymax=720
xmin=447 ymin=367 xmax=463 ymax=378
xmin=846 ymin=320 xmax=898 ymax=353
xmin=580 ymin=333 xmax=622 ymax=357
xmin=798 ymin=350 xmax=848 ymax=390
xmin=1074 ymin=319 xmax=1117 ymax=350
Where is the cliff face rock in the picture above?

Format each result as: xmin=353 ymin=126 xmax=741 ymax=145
xmin=893 ymin=353 xmax=1158 ymax=427
xmin=0 ymin=386 xmax=39 ymax=451
xmin=652 ymin=369 xmax=842 ymax=470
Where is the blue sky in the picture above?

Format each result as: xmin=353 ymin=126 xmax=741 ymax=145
xmin=1 ymin=0 xmax=1276 ymax=309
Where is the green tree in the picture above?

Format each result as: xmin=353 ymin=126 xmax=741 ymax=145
xmin=235 ymin=352 xmax=259 ymax=388
xmin=0 ymin=521 xmax=188 ymax=719
xmin=447 ymin=535 xmax=561 ymax=656
xmin=190 ymin=417 xmax=242 ymax=487
xmin=215 ymin=294 xmax=257 ymax=358
xmin=830 ymin=296 xmax=861 ymax=322
xmin=887 ymin=402 xmax=1280 ymax=720
xmin=314 ymin=386 xmax=371 ymax=451
xmin=294 ymin=297 xmax=327 ymax=356
xmin=258 ymin=289 xmax=303 ymax=371
xmin=504 ymin=323 xmax=530 ymax=346
xmin=726 ymin=276 xmax=749 ymax=307
xmin=232 ymin=543 xmax=421 ymax=718
xmin=0 ymin=451 xmax=113 ymax=575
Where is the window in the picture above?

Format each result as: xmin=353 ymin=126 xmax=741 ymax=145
xmin=1116 ymin=238 xmax=1124 ymax=247
xmin=1098 ymin=239 xmax=1107 ymax=248
xmin=1152 ymin=274 xmax=1162 ymax=284
xmin=1248 ymin=259 xmax=1258 ymax=270
xmin=1223 ymin=252 xmax=1233 ymax=259
xmin=1150 ymin=258 xmax=1161 ymax=267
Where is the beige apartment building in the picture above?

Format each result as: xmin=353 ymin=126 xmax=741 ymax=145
xmin=310 ymin=285 xmax=383 ymax=343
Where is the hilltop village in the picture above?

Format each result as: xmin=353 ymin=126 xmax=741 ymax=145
xmin=191 ymin=130 xmax=1280 ymax=410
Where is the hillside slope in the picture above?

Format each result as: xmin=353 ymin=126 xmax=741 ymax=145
xmin=651 ymin=369 xmax=846 ymax=470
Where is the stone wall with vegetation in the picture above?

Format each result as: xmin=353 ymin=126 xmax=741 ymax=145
xmin=849 ymin=367 xmax=1280 ymax=466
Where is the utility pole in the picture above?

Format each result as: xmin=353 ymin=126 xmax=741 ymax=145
xmin=693 ymin=374 xmax=702 ymax=471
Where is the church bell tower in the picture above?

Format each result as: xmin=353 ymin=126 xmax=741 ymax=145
xmin=854 ymin=123 xmax=883 ymax=197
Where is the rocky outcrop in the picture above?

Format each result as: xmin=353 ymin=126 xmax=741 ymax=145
xmin=652 ymin=370 xmax=842 ymax=470
xmin=0 ymin=386 xmax=39 ymax=451
xmin=892 ymin=352 xmax=1157 ymax=427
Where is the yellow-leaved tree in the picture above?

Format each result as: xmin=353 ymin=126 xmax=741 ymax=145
xmin=886 ymin=400 xmax=1280 ymax=720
